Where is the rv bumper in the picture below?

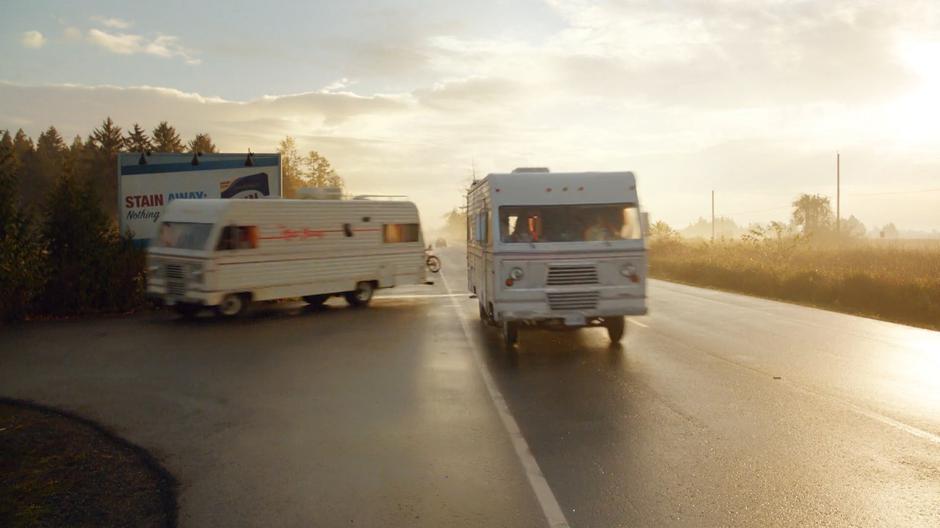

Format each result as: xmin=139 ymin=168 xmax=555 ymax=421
xmin=146 ymin=284 xmax=225 ymax=307
xmin=495 ymin=294 xmax=647 ymax=327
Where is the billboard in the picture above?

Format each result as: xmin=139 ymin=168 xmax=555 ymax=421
xmin=117 ymin=152 xmax=282 ymax=242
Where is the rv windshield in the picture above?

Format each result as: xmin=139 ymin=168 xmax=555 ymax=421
xmin=500 ymin=204 xmax=642 ymax=243
xmin=157 ymin=222 xmax=214 ymax=250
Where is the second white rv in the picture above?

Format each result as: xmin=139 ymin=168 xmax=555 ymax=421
xmin=467 ymin=169 xmax=647 ymax=347
xmin=147 ymin=198 xmax=430 ymax=317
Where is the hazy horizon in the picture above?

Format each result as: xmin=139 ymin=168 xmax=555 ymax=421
xmin=3 ymin=0 xmax=940 ymax=231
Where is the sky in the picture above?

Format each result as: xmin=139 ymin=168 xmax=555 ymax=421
xmin=2 ymin=0 xmax=940 ymax=232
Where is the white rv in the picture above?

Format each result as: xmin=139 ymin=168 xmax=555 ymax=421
xmin=147 ymin=198 xmax=430 ymax=317
xmin=467 ymin=169 xmax=647 ymax=346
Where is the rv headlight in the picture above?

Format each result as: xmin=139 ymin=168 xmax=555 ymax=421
xmin=620 ymin=263 xmax=637 ymax=277
xmin=510 ymin=267 xmax=525 ymax=280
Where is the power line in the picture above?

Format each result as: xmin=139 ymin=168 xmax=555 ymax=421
xmin=846 ymin=187 xmax=940 ymax=197
xmin=718 ymin=205 xmax=792 ymax=217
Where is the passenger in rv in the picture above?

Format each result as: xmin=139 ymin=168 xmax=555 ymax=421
xmin=509 ymin=212 xmax=538 ymax=243
xmin=583 ymin=216 xmax=615 ymax=241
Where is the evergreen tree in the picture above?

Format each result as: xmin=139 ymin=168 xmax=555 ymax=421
xmin=187 ymin=133 xmax=217 ymax=154
xmin=90 ymin=117 xmax=124 ymax=154
xmin=126 ymin=123 xmax=153 ymax=153
xmin=152 ymin=121 xmax=184 ymax=153
xmin=0 ymin=130 xmax=45 ymax=320
xmin=28 ymin=126 xmax=68 ymax=210
xmin=11 ymin=129 xmax=35 ymax=208
xmin=88 ymin=117 xmax=125 ymax=217
xmin=11 ymin=129 xmax=34 ymax=163
xmin=0 ymin=130 xmax=20 ymax=237
xmin=64 ymin=135 xmax=87 ymax=178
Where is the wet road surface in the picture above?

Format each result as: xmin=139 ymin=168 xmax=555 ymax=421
xmin=1 ymin=246 xmax=938 ymax=527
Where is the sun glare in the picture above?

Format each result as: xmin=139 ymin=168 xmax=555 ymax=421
xmin=890 ymin=40 xmax=940 ymax=146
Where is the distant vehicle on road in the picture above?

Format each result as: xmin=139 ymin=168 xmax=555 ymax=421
xmin=467 ymin=169 xmax=647 ymax=347
xmin=147 ymin=198 xmax=430 ymax=317
xmin=435 ymin=237 xmax=448 ymax=248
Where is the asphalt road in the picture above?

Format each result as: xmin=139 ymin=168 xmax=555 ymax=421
xmin=2 ymin=246 xmax=938 ymax=527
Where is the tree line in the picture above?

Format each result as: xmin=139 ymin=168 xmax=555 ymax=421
xmin=0 ymin=117 xmax=344 ymax=321
xmin=4 ymin=119 xmax=218 ymax=218
xmin=649 ymin=193 xmax=899 ymax=243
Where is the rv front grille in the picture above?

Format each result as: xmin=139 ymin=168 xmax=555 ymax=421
xmin=547 ymin=291 xmax=600 ymax=311
xmin=167 ymin=281 xmax=186 ymax=297
xmin=166 ymin=264 xmax=184 ymax=280
xmin=546 ymin=265 xmax=599 ymax=285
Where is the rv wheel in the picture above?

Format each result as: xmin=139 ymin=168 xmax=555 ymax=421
xmin=605 ymin=316 xmax=626 ymax=343
xmin=216 ymin=294 xmax=248 ymax=318
xmin=303 ymin=294 xmax=329 ymax=307
xmin=502 ymin=321 xmax=519 ymax=348
xmin=174 ymin=303 xmax=200 ymax=319
xmin=345 ymin=282 xmax=374 ymax=307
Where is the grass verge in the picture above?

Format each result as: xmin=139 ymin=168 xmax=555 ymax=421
xmin=0 ymin=398 xmax=177 ymax=528
xmin=648 ymin=239 xmax=940 ymax=331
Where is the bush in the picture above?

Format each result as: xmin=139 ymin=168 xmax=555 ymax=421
xmin=36 ymin=174 xmax=145 ymax=316
xmin=0 ymin=213 xmax=46 ymax=321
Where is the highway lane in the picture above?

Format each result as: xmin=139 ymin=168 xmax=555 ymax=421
xmin=436 ymin=247 xmax=940 ymax=528
xmin=0 ymin=278 xmax=547 ymax=527
xmin=1 ymin=245 xmax=938 ymax=527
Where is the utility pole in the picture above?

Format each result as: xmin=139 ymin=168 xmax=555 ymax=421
xmin=711 ymin=190 xmax=715 ymax=242
xmin=836 ymin=152 xmax=841 ymax=234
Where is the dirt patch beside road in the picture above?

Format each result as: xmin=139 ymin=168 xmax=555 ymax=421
xmin=0 ymin=399 xmax=177 ymax=528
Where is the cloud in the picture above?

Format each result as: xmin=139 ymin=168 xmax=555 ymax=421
xmin=5 ymin=0 xmax=940 ymax=229
xmin=87 ymin=29 xmax=200 ymax=65
xmin=87 ymin=29 xmax=140 ymax=54
xmin=91 ymin=16 xmax=131 ymax=29
xmin=21 ymin=31 xmax=46 ymax=49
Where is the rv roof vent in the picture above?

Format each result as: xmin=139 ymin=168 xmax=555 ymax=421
xmin=511 ymin=167 xmax=550 ymax=173
xmin=298 ymin=187 xmax=344 ymax=200
xmin=352 ymin=194 xmax=410 ymax=201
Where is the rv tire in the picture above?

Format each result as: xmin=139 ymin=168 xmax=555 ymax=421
xmin=502 ymin=321 xmax=519 ymax=348
xmin=216 ymin=294 xmax=249 ymax=318
xmin=174 ymin=303 xmax=200 ymax=319
xmin=479 ymin=302 xmax=491 ymax=324
xmin=345 ymin=281 xmax=374 ymax=307
xmin=605 ymin=316 xmax=626 ymax=343
xmin=303 ymin=294 xmax=329 ymax=307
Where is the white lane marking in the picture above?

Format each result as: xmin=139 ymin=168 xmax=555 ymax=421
xmin=847 ymin=403 xmax=940 ymax=445
xmin=783 ymin=384 xmax=940 ymax=446
xmin=440 ymin=272 xmax=570 ymax=528
xmin=375 ymin=293 xmax=467 ymax=300
xmin=630 ymin=319 xmax=649 ymax=329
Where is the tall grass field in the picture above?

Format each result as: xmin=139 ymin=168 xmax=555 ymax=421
xmin=648 ymin=238 xmax=940 ymax=330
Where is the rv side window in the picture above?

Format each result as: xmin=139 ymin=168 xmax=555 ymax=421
xmin=217 ymin=226 xmax=259 ymax=250
xmin=484 ymin=209 xmax=491 ymax=244
xmin=472 ymin=210 xmax=489 ymax=244
xmin=383 ymin=223 xmax=420 ymax=243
